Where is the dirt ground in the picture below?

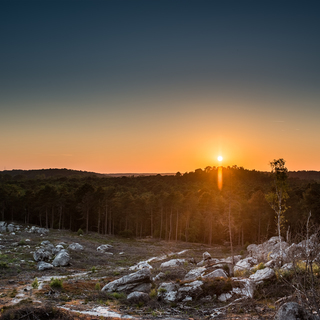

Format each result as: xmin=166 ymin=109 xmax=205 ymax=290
xmin=0 ymin=225 xmax=278 ymax=319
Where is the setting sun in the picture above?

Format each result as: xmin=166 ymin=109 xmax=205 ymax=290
xmin=218 ymin=156 xmax=223 ymax=162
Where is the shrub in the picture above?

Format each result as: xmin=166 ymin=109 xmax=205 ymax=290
xmin=201 ymin=278 xmax=233 ymax=297
xmin=18 ymin=240 xmax=26 ymax=246
xmin=95 ymin=282 xmax=101 ymax=291
xmin=77 ymin=228 xmax=84 ymax=236
xmin=111 ymin=292 xmax=126 ymax=299
xmin=50 ymin=278 xmax=63 ymax=289
xmin=234 ymin=269 xmax=252 ymax=278
xmin=252 ymin=262 xmax=265 ymax=273
xmin=149 ymin=288 xmax=157 ymax=298
xmin=32 ymin=278 xmax=39 ymax=289
xmin=91 ymin=266 xmax=96 ymax=273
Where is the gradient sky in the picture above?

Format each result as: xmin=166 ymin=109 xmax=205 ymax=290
xmin=1 ymin=0 xmax=320 ymax=173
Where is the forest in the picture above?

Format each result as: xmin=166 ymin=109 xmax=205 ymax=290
xmin=1 ymin=164 xmax=320 ymax=246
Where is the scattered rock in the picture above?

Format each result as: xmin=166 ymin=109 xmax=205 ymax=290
xmin=249 ymin=267 xmax=275 ymax=284
xmin=129 ymin=261 xmax=153 ymax=271
xmin=68 ymin=243 xmax=83 ymax=251
xmin=52 ymin=250 xmax=70 ymax=267
xmin=234 ymin=257 xmax=257 ymax=272
xmin=203 ymin=268 xmax=228 ymax=279
xmin=127 ymin=291 xmax=150 ymax=304
xmin=218 ymin=292 xmax=232 ymax=302
xmin=232 ymin=278 xmax=255 ymax=299
xmin=37 ymin=261 xmax=54 ymax=271
xmin=157 ymin=282 xmax=179 ymax=303
xmin=274 ymin=302 xmax=315 ymax=320
xmin=203 ymin=252 xmax=211 ymax=260
xmin=102 ymin=268 xmax=151 ymax=294
xmin=184 ymin=267 xmax=206 ymax=280
xmin=178 ymin=280 xmax=203 ymax=301
xmin=97 ymin=244 xmax=113 ymax=253
xmin=33 ymin=248 xmax=53 ymax=262
xmin=160 ymin=259 xmax=186 ymax=269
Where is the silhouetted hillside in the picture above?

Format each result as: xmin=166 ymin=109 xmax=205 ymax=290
xmin=288 ymin=171 xmax=320 ymax=181
xmin=0 ymin=168 xmax=104 ymax=180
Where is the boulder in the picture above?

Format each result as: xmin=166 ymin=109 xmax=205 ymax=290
xmin=203 ymin=268 xmax=228 ymax=279
xmin=247 ymin=236 xmax=289 ymax=262
xmin=52 ymin=250 xmax=70 ymax=267
xmin=102 ymin=268 xmax=151 ymax=294
xmin=249 ymin=267 xmax=275 ymax=284
xmin=53 ymin=244 xmax=64 ymax=254
xmin=274 ymin=302 xmax=315 ymax=320
xmin=7 ymin=224 xmax=15 ymax=232
xmin=97 ymin=244 xmax=113 ymax=253
xmin=197 ymin=258 xmax=220 ymax=267
xmin=281 ymin=263 xmax=294 ymax=271
xmin=203 ymin=252 xmax=211 ymax=260
xmin=232 ymin=278 xmax=255 ymax=299
xmin=178 ymin=280 xmax=203 ymax=301
xmin=33 ymin=248 xmax=53 ymax=262
xmin=160 ymin=259 xmax=185 ymax=269
xmin=37 ymin=261 xmax=54 ymax=271
xmin=68 ymin=243 xmax=83 ymax=251
xmin=41 ymin=240 xmax=51 ymax=246
xmin=234 ymin=257 xmax=257 ymax=272
xmin=153 ymin=272 xmax=166 ymax=281
xmin=218 ymin=292 xmax=232 ymax=302
xmin=157 ymin=282 xmax=179 ymax=303
xmin=127 ymin=291 xmax=150 ymax=304
xmin=184 ymin=267 xmax=206 ymax=281
xmin=129 ymin=261 xmax=153 ymax=271
xmin=0 ymin=222 xmax=6 ymax=233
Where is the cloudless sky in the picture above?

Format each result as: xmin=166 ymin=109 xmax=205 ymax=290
xmin=1 ymin=0 xmax=320 ymax=173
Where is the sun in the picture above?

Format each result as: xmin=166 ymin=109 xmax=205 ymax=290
xmin=217 ymin=156 xmax=223 ymax=162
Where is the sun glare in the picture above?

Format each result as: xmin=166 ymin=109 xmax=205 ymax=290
xmin=218 ymin=156 xmax=223 ymax=162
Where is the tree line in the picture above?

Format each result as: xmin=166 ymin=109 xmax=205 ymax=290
xmin=0 ymin=164 xmax=319 ymax=245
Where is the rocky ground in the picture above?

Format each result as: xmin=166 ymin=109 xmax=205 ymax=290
xmin=0 ymin=222 xmax=317 ymax=319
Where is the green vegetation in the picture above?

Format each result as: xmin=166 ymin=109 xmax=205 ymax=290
xmin=95 ymin=282 xmax=101 ymax=291
xmin=0 ymin=162 xmax=319 ymax=247
xmin=32 ymin=277 xmax=39 ymax=289
xmin=50 ymin=278 xmax=63 ymax=289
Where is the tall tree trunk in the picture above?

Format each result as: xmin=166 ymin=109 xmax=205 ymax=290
xmin=86 ymin=208 xmax=89 ymax=234
xmin=168 ymin=208 xmax=172 ymax=241
xmin=97 ymin=205 xmax=101 ymax=234
xmin=105 ymin=203 xmax=108 ymax=235
xmin=51 ymin=206 xmax=54 ymax=229
xmin=150 ymin=207 xmax=153 ymax=238
xmin=228 ymin=202 xmax=234 ymax=272
xmin=175 ymin=210 xmax=179 ymax=242
xmin=160 ymin=206 xmax=163 ymax=239
xmin=58 ymin=206 xmax=62 ymax=230
xmin=45 ymin=207 xmax=48 ymax=229
xmin=209 ymin=212 xmax=213 ymax=245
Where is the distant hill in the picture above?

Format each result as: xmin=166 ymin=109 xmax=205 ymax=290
xmin=288 ymin=171 xmax=320 ymax=181
xmin=0 ymin=168 xmax=104 ymax=179
xmin=0 ymin=169 xmax=175 ymax=180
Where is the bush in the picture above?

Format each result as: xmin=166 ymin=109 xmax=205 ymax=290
xmin=32 ymin=278 xmax=39 ymax=289
xmin=252 ymin=262 xmax=265 ymax=273
xmin=149 ymin=288 xmax=157 ymax=298
xmin=77 ymin=228 xmax=84 ymax=236
xmin=201 ymin=278 xmax=233 ymax=297
xmin=50 ymin=278 xmax=63 ymax=289
xmin=91 ymin=266 xmax=96 ymax=273
xmin=95 ymin=282 xmax=101 ymax=291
